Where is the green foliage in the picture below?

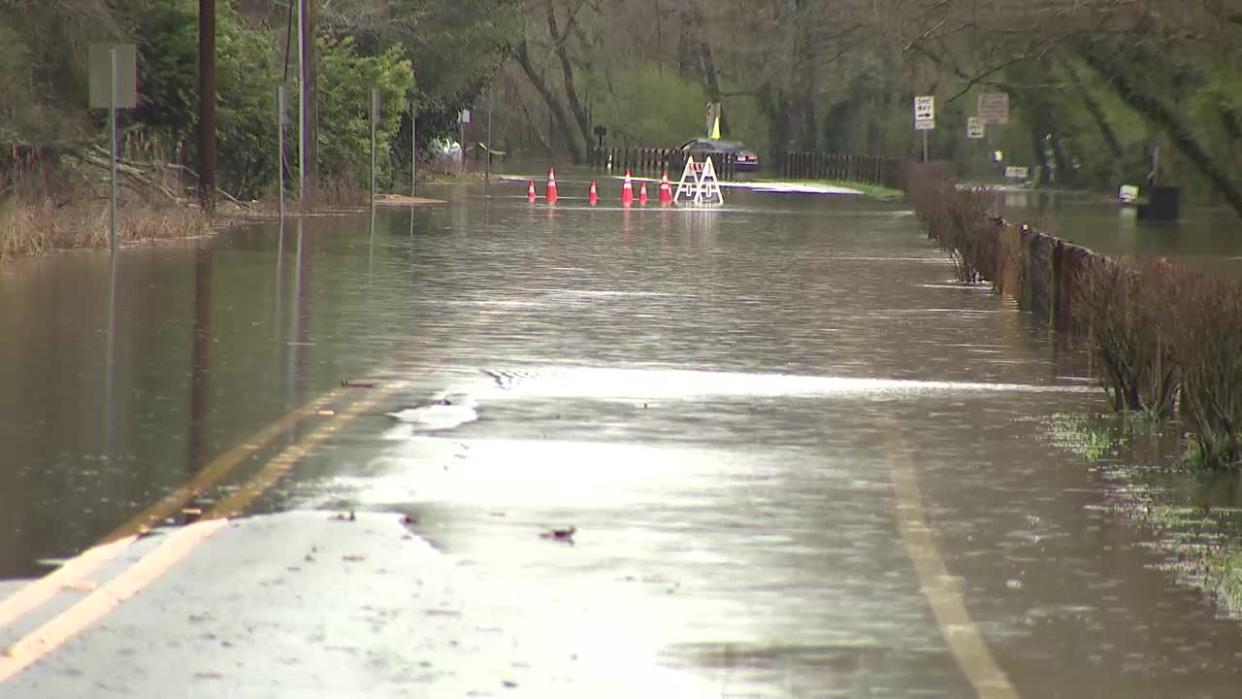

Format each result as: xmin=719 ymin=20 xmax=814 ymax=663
xmin=215 ymin=5 xmax=281 ymax=198
xmin=130 ymin=0 xmax=198 ymax=138
xmin=587 ymin=63 xmax=708 ymax=148
xmin=129 ymin=0 xmax=280 ymax=198
xmin=318 ymin=37 xmax=414 ymax=189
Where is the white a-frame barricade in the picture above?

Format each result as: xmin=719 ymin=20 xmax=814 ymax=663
xmin=673 ymin=155 xmax=725 ymax=207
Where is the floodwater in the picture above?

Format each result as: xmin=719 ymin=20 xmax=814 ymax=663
xmin=3 ymin=174 xmax=1242 ymax=696
xmin=1002 ymin=189 xmax=1242 ymax=276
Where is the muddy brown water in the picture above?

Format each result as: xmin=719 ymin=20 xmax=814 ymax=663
xmin=2 ymin=177 xmax=1242 ymax=696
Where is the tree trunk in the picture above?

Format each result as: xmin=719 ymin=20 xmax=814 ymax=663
xmin=1081 ymin=46 xmax=1242 ymax=217
xmin=679 ymin=1 xmax=725 ymax=136
xmin=513 ymin=41 xmax=584 ymax=163
xmin=302 ymin=0 xmax=319 ymax=198
xmin=545 ymin=0 xmax=592 ymax=156
xmin=1062 ymin=60 xmax=1122 ymax=159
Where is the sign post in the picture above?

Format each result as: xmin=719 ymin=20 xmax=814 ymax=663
xmin=486 ymin=91 xmax=493 ymax=192
xmin=277 ymin=86 xmax=287 ymax=224
xmin=89 ymin=44 xmax=137 ymax=253
xmin=458 ymin=109 xmax=471 ymax=172
xmin=914 ymin=95 xmax=935 ymax=162
xmin=109 ymin=49 xmax=118 ymax=251
xmin=417 ymin=100 xmax=422 ymax=197
xmin=370 ymin=89 xmax=380 ymax=213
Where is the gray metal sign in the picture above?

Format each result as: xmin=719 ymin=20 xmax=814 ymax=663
xmin=977 ymin=92 xmax=1009 ymax=125
xmin=88 ymin=44 xmax=138 ymax=109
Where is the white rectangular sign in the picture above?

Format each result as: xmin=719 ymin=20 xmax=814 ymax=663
xmin=88 ymin=44 xmax=138 ymax=109
xmin=978 ymin=93 xmax=1009 ymax=125
xmin=914 ymin=95 xmax=935 ymax=131
xmin=1005 ymin=166 xmax=1030 ymax=181
xmin=967 ymin=117 xmax=985 ymax=139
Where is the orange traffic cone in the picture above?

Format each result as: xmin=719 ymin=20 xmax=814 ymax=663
xmin=659 ymin=170 xmax=673 ymax=206
xmin=621 ymin=170 xmax=634 ymax=207
xmin=588 ymin=180 xmax=599 ymax=206
xmin=639 ymin=181 xmax=649 ymax=206
xmin=546 ymin=168 xmax=559 ymax=204
xmin=527 ymin=180 xmax=537 ymax=202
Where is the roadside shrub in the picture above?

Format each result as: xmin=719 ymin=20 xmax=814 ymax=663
xmin=1074 ymin=258 xmax=1180 ymax=417
xmin=318 ymin=37 xmax=414 ymax=194
xmin=130 ymin=0 xmax=280 ymax=199
xmin=907 ymin=162 xmax=999 ymax=283
xmin=1171 ymin=273 xmax=1242 ymax=469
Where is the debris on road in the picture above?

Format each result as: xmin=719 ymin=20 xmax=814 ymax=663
xmin=340 ymin=380 xmax=377 ymax=388
xmin=539 ymin=526 xmax=576 ymax=543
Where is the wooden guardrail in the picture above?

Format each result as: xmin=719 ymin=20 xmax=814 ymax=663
xmin=781 ymin=152 xmax=907 ymax=190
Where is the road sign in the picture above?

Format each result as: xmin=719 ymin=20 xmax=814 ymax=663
xmin=967 ymin=117 xmax=985 ymax=139
xmin=978 ymin=92 xmax=1009 ymax=125
xmin=914 ymin=96 xmax=935 ymax=131
xmin=1005 ymin=166 xmax=1029 ymax=181
xmin=458 ymin=109 xmax=471 ymax=125
xmin=88 ymin=44 xmax=137 ymax=109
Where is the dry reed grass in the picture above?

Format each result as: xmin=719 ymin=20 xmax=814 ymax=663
xmin=0 ymin=168 xmax=209 ymax=261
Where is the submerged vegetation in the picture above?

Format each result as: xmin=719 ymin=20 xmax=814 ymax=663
xmin=1040 ymin=410 xmax=1242 ymax=615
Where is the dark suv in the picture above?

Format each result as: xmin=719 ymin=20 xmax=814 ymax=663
xmin=677 ymin=139 xmax=760 ymax=172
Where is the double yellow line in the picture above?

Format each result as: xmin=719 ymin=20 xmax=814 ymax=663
xmin=0 ymin=377 xmax=407 ymax=683
xmin=101 ymin=385 xmax=345 ymax=543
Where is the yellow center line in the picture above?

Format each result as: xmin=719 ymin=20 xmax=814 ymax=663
xmin=207 ymin=381 xmax=406 ymax=518
xmin=0 ymin=536 xmax=136 ymax=631
xmin=100 ymin=386 xmax=346 ymax=544
xmin=884 ymin=420 xmax=1019 ymax=698
xmin=0 ymin=380 xmax=402 ymax=684
xmin=0 ymin=519 xmax=228 ymax=683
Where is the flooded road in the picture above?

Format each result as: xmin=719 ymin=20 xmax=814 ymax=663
xmin=3 ymin=177 xmax=1242 ymax=696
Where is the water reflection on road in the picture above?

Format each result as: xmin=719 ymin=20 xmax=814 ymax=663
xmin=2 ymin=179 xmax=1242 ymax=695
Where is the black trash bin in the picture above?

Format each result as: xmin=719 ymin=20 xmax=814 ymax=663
xmin=1139 ymin=186 xmax=1180 ymax=221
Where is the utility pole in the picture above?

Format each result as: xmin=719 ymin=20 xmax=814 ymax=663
xmin=417 ymin=102 xmax=422 ymax=198
xmin=296 ymin=0 xmax=304 ymax=199
xmin=198 ymin=0 xmax=216 ymax=211
xmin=300 ymin=0 xmax=319 ymax=200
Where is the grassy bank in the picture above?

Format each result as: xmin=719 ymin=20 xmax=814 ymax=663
xmin=824 ymin=180 xmax=904 ymax=200
xmin=752 ymin=178 xmax=904 ymax=200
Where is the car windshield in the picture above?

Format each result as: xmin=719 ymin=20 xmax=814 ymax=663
xmin=683 ymin=139 xmax=745 ymax=152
